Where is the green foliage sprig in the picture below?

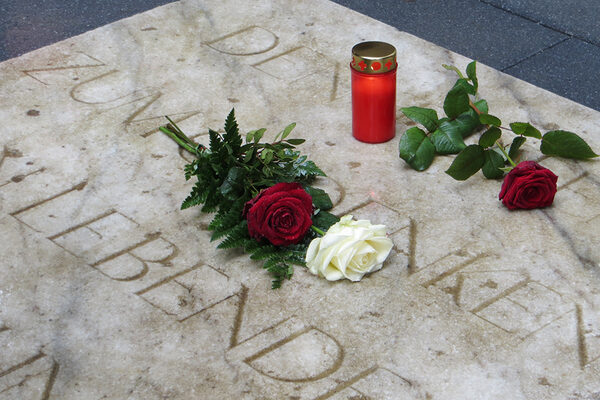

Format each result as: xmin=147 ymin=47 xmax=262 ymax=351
xmin=160 ymin=109 xmax=338 ymax=288
xmin=398 ymin=61 xmax=598 ymax=179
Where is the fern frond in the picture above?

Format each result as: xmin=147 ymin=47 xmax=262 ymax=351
xmin=209 ymin=129 xmax=222 ymax=153
xmin=223 ymin=109 xmax=242 ymax=152
xmin=181 ymin=181 xmax=206 ymax=210
xmin=216 ymin=221 xmax=249 ymax=249
xmin=249 ymin=244 xmax=279 ymax=261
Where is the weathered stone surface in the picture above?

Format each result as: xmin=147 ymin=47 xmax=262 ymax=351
xmin=1 ymin=0 xmax=599 ymax=399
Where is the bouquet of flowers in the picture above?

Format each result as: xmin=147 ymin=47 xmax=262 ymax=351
xmin=160 ymin=110 xmax=393 ymax=288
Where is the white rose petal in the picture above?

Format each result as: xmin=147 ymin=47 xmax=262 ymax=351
xmin=306 ymin=215 xmax=393 ymax=282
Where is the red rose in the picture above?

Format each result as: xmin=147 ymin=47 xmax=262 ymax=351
xmin=244 ymin=182 xmax=313 ymax=246
xmin=499 ymin=161 xmax=558 ymax=210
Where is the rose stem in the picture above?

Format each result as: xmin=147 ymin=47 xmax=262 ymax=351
xmin=495 ymin=140 xmax=517 ymax=167
xmin=311 ymin=226 xmax=326 ymax=236
xmin=159 ymin=126 xmax=197 ymax=155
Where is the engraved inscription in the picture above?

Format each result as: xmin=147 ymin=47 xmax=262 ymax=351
xmin=253 ymin=46 xmax=330 ymax=82
xmin=244 ymin=326 xmax=344 ymax=382
xmin=22 ymin=52 xmax=106 ymax=85
xmin=314 ymin=366 xmax=418 ymax=400
xmin=474 ymin=281 xmax=572 ymax=337
xmin=414 ymin=250 xmax=575 ymax=339
xmin=577 ymin=304 xmax=600 ymax=368
xmin=0 ymin=147 xmax=45 ymax=189
xmin=205 ymin=26 xmax=279 ymax=56
xmin=136 ymin=264 xmax=240 ymax=321
xmin=0 ymin=352 xmax=58 ymax=400
xmin=10 ymin=180 xmax=186 ymax=290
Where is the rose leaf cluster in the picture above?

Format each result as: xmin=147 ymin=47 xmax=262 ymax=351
xmin=399 ymin=60 xmax=598 ymax=211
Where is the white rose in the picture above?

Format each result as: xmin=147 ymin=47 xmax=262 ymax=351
xmin=306 ymin=215 xmax=393 ymax=281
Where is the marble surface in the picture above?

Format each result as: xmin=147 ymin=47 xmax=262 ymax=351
xmin=1 ymin=0 xmax=600 ymax=399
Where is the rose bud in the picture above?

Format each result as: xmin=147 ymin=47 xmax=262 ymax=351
xmin=499 ymin=161 xmax=558 ymax=210
xmin=244 ymin=182 xmax=313 ymax=246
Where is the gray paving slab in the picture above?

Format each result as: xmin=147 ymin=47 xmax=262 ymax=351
xmin=0 ymin=0 xmax=599 ymax=112
xmin=0 ymin=0 xmax=175 ymax=61
xmin=329 ymin=0 xmax=566 ymax=71
xmin=504 ymin=37 xmax=600 ymax=111
xmin=483 ymin=0 xmax=600 ymax=45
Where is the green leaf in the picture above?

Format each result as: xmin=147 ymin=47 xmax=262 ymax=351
xmin=452 ymin=108 xmax=481 ymax=138
xmin=243 ymin=147 xmax=254 ymax=163
xmin=445 ymin=144 xmax=485 ymax=181
xmin=541 ymin=130 xmax=599 ymax=159
xmin=398 ymin=127 xmax=436 ymax=171
xmin=253 ymin=128 xmax=266 ymax=143
xmin=431 ymin=121 xmax=467 ymax=154
xmin=508 ymin=136 xmax=526 ymax=160
xmin=250 ymin=245 xmax=279 ymax=261
xmin=443 ymin=79 xmax=472 ymax=119
xmin=482 ymin=149 xmax=505 ymax=179
xmin=479 ymin=127 xmax=502 ymax=148
xmin=209 ymin=128 xmax=222 ymax=152
xmin=280 ymin=122 xmax=296 ymax=140
xmin=401 ymin=106 xmax=439 ymax=132
xmin=304 ymin=186 xmax=333 ymax=211
xmin=293 ymin=159 xmax=326 ymax=179
xmin=219 ymin=167 xmax=244 ymax=200
xmin=285 ymin=138 xmax=305 ymax=145
xmin=223 ymin=109 xmax=242 ymax=153
xmin=261 ymin=149 xmax=274 ymax=164
xmin=479 ymin=114 xmax=501 ymax=127
xmin=181 ymin=181 xmax=206 ymax=209
xmin=509 ymin=122 xmax=542 ymax=139
xmin=217 ymin=224 xmax=251 ymax=249
xmin=474 ymin=99 xmax=488 ymax=114
xmin=466 ymin=61 xmax=478 ymax=93
xmin=313 ymin=210 xmax=340 ymax=232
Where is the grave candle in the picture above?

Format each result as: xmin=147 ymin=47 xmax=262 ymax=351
xmin=351 ymin=41 xmax=397 ymax=143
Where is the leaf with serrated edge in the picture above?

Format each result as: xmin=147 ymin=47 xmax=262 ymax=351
xmin=466 ymin=61 xmax=478 ymax=92
xmin=453 ymin=108 xmax=481 ymax=138
xmin=541 ymin=130 xmax=599 ymax=159
xmin=304 ymin=186 xmax=333 ymax=211
xmin=479 ymin=127 xmax=501 ymax=148
xmin=445 ymin=144 xmax=485 ymax=181
xmin=508 ymin=136 xmax=526 ymax=160
xmin=474 ymin=99 xmax=488 ymax=114
xmin=444 ymin=79 xmax=472 ymax=119
xmin=431 ymin=121 xmax=467 ymax=154
xmin=482 ymin=149 xmax=505 ymax=179
xmin=509 ymin=122 xmax=541 ymax=139
xmin=479 ymin=114 xmax=501 ymax=127
xmin=399 ymin=127 xmax=436 ymax=171
xmin=401 ymin=107 xmax=439 ymax=132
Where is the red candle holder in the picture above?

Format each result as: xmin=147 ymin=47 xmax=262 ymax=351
xmin=351 ymin=41 xmax=397 ymax=143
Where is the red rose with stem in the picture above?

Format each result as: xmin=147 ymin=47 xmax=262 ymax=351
xmin=244 ymin=182 xmax=314 ymax=246
xmin=499 ymin=161 xmax=558 ymax=210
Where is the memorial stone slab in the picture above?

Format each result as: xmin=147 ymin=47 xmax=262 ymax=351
xmin=1 ymin=0 xmax=600 ymax=399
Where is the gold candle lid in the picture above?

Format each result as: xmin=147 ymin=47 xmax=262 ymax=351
xmin=351 ymin=41 xmax=397 ymax=74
